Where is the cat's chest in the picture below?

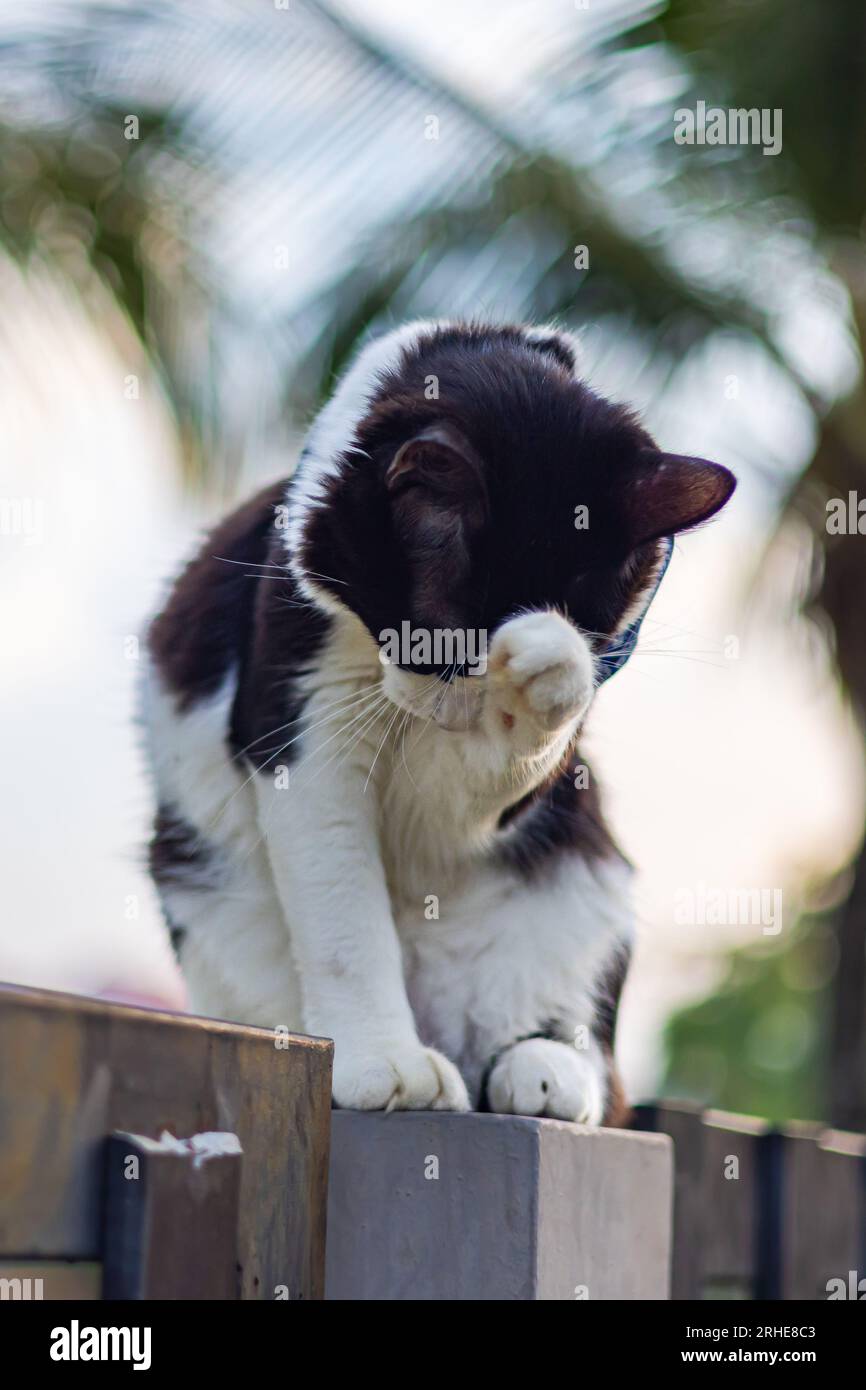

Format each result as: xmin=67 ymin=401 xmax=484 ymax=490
xmin=376 ymin=745 xmax=493 ymax=902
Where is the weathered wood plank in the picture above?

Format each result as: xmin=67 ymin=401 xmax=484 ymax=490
xmin=632 ymin=1101 xmax=705 ymax=1299
xmin=634 ymin=1104 xmax=786 ymax=1299
xmin=0 ymin=984 xmax=333 ymax=1300
xmin=779 ymin=1125 xmax=866 ymax=1300
xmin=700 ymin=1110 xmax=777 ymax=1299
xmin=102 ymin=1131 xmax=243 ymax=1299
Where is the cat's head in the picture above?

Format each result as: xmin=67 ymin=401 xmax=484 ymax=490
xmin=288 ymin=321 xmax=735 ymax=723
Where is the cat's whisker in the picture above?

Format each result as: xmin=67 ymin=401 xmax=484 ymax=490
xmin=363 ymin=699 xmax=405 ymax=794
xmin=301 ymin=568 xmax=348 ymax=587
xmin=239 ymin=695 xmax=376 ymax=864
xmin=287 ymin=692 xmax=390 ymax=784
xmin=636 ymin=644 xmax=727 ymax=657
xmin=404 ymin=661 xmax=457 ymax=756
xmin=398 ymin=709 xmax=420 ymax=792
xmin=408 ymin=695 xmax=440 ymax=754
xmin=633 ymin=651 xmax=730 ymax=669
xmin=635 ymin=641 xmax=730 ymax=661
xmin=410 ymin=662 xmax=454 ymax=745
xmin=432 ymin=662 xmax=457 ymax=719
xmin=291 ymin=688 xmax=390 ymax=775
xmin=243 ymin=574 xmax=297 ymax=583
xmin=253 ymin=694 xmax=390 ymax=845
xmin=210 ymin=686 xmax=386 ymax=828
xmin=639 ymin=615 xmax=729 ymax=644
xmin=295 ymin=694 xmax=392 ymax=792
xmin=212 ymin=555 xmax=292 ymax=573
xmin=231 ymin=679 xmax=385 ymax=761
xmin=254 ymin=721 xmax=376 ymax=844
xmin=377 ymin=669 xmax=449 ymax=771
xmin=247 ymin=692 xmax=391 ymax=856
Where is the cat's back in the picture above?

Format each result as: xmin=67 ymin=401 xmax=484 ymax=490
xmin=148 ymin=478 xmax=289 ymax=714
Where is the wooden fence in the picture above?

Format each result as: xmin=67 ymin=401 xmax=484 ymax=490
xmin=0 ymin=984 xmax=862 ymax=1300
xmin=0 ymin=985 xmax=332 ymax=1300
xmin=633 ymin=1102 xmax=866 ymax=1300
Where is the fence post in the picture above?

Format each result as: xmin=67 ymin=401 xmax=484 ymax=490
xmin=778 ymin=1125 xmax=866 ymax=1300
xmin=633 ymin=1101 xmax=705 ymax=1298
xmin=634 ymin=1103 xmax=785 ymax=1299
xmin=325 ymin=1111 xmax=673 ymax=1300
xmin=102 ymin=1131 xmax=243 ymax=1299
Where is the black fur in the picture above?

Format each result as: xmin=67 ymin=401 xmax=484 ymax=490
xmin=497 ymin=753 xmax=625 ymax=875
xmin=148 ymin=803 xmax=216 ymax=887
xmin=148 ymin=804 xmax=218 ymax=955
xmin=300 ymin=323 xmax=734 ymax=652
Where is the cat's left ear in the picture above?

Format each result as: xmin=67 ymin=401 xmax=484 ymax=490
xmin=385 ymin=423 xmax=487 ymax=621
xmin=623 ymin=452 xmax=736 ymax=546
xmin=385 ymin=424 xmax=487 ymax=534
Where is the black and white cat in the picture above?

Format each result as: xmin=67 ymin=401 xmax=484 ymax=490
xmin=144 ymin=320 xmax=734 ymax=1124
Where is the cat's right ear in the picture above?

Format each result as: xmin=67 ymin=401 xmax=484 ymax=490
xmin=622 ymin=452 xmax=736 ymax=547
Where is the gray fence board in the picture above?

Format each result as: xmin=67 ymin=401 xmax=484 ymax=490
xmin=326 ymin=1112 xmax=672 ymax=1300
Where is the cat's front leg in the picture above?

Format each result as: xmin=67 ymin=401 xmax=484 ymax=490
xmin=254 ymin=771 xmax=469 ymax=1113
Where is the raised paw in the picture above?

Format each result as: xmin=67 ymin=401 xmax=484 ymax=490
xmin=487 ymin=611 xmax=594 ymax=736
xmin=333 ymin=1040 xmax=470 ymax=1113
xmin=486 ymin=1037 xmax=605 ymax=1124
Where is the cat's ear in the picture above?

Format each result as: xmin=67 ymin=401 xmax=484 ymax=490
xmin=623 ymin=452 xmax=736 ymax=546
xmin=385 ymin=424 xmax=487 ymax=618
xmin=386 ymin=425 xmax=487 ymax=532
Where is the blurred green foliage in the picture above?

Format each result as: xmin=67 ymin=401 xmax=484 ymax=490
xmin=661 ymin=916 xmax=840 ymax=1122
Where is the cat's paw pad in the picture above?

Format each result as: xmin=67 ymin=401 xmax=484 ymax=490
xmin=488 ymin=612 xmax=594 ymax=733
xmin=333 ymin=1042 xmax=470 ymax=1113
xmin=487 ymin=1038 xmax=604 ymax=1124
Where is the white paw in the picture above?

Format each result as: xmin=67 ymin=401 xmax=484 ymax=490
xmin=487 ymin=1038 xmax=605 ymax=1124
xmin=333 ymin=1041 xmax=470 ymax=1113
xmin=488 ymin=611 xmax=594 ymax=734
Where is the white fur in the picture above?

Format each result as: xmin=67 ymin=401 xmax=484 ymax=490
xmin=523 ymin=323 xmax=582 ymax=374
xmin=143 ymin=322 xmax=632 ymax=1121
xmin=488 ymin=1039 xmax=605 ymax=1124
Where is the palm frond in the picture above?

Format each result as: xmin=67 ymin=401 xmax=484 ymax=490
xmin=0 ymin=0 xmax=813 ymax=485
